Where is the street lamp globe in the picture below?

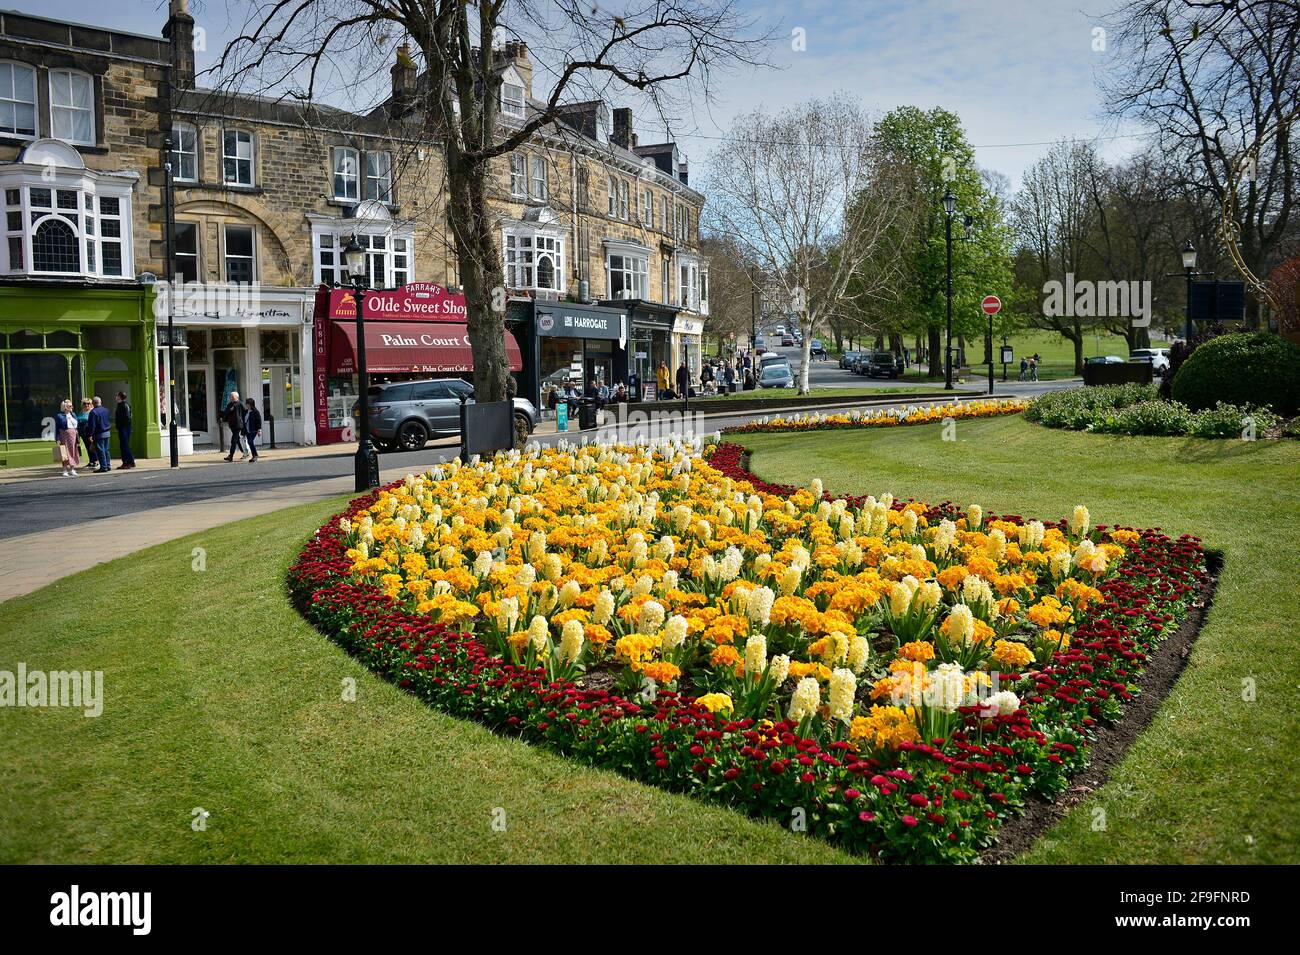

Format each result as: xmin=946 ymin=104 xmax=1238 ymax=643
xmin=343 ymin=233 xmax=366 ymax=281
xmin=1181 ymin=240 xmax=1197 ymax=271
xmin=942 ymin=188 xmax=957 ymax=217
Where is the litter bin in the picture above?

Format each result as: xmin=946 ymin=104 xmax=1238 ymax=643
xmin=578 ymin=398 xmax=598 ymax=430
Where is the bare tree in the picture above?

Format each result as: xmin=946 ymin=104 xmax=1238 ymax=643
xmin=213 ymin=0 xmax=768 ymax=401
xmin=703 ymin=96 xmax=913 ymax=393
xmin=1101 ymin=0 xmax=1300 ymax=324
xmin=697 ymin=234 xmax=756 ymax=355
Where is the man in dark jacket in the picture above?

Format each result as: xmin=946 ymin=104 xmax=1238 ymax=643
xmin=222 ymin=391 xmax=248 ymax=461
xmin=243 ymin=397 xmax=263 ymax=462
xmin=114 ymin=391 xmax=136 ymax=469
xmin=676 ymin=362 xmax=690 ymax=399
xmin=88 ymin=396 xmax=112 ymax=473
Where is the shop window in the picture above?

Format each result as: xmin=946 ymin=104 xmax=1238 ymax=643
xmin=46 ymin=330 xmax=78 ymax=349
xmin=171 ymin=125 xmax=198 ymax=182
xmin=33 ymin=219 xmax=80 ymax=273
xmin=223 ymin=129 xmax=254 ymax=186
xmin=173 ymin=222 xmax=200 ymax=283
xmin=2 ymin=352 xmax=69 ymax=440
xmin=49 ymin=70 xmax=94 ymax=145
xmin=224 ymin=224 xmax=255 ymax=284
xmin=0 ymin=62 xmax=37 ymax=138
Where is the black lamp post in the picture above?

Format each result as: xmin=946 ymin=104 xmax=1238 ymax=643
xmin=163 ymin=136 xmax=179 ymax=468
xmin=1180 ymin=240 xmax=1198 ymax=342
xmin=343 ymin=233 xmax=379 ymax=492
xmin=942 ymin=188 xmax=957 ymax=390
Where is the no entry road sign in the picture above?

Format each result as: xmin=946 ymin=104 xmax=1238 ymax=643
xmin=981 ymin=295 xmax=1002 ymax=315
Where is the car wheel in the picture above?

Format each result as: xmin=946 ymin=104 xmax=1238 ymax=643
xmin=396 ymin=420 xmax=428 ymax=451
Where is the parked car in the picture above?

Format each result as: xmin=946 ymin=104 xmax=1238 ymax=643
xmin=363 ymin=378 xmax=537 ymax=452
xmin=864 ymin=351 xmax=901 ymax=379
xmin=1129 ymin=347 xmax=1170 ymax=373
xmin=754 ymin=337 xmax=768 ymax=355
xmin=781 ymin=334 xmax=795 ymax=347
xmin=759 ymin=352 xmax=791 ymax=370
xmin=1085 ymin=355 xmax=1126 ymax=365
xmin=840 ymin=350 xmax=863 ymax=370
xmin=757 ymin=362 xmax=794 ymax=389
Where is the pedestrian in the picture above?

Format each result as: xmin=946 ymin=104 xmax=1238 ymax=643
xmin=243 ymin=397 xmax=263 ymax=462
xmin=1019 ymin=357 xmax=1028 ymax=381
xmin=1029 ymin=356 xmax=1039 ymax=382
xmin=656 ymin=361 xmax=671 ymax=398
xmin=113 ymin=391 xmax=136 ymax=469
xmin=76 ymin=398 xmax=95 ymax=465
xmin=700 ymin=362 xmax=714 ymax=394
xmin=222 ymin=390 xmax=249 ymax=461
xmin=676 ymin=361 xmax=690 ymax=399
xmin=54 ymin=399 xmax=80 ymax=477
xmin=88 ymin=396 xmax=112 ymax=473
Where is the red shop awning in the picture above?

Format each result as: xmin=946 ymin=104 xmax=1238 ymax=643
xmin=329 ymin=321 xmax=522 ymax=375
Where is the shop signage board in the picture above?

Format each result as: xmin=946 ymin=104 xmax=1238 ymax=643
xmin=556 ymin=401 xmax=568 ymax=431
xmin=536 ymin=303 xmax=627 ymax=341
xmin=328 ymin=283 xmax=468 ymax=322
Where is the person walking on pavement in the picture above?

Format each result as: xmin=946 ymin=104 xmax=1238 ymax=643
xmin=656 ymin=361 xmax=671 ymax=399
xmin=223 ymin=390 xmax=249 ymax=461
xmin=88 ymin=396 xmax=112 ymax=473
xmin=76 ymin=398 xmax=95 ymax=465
xmin=55 ymin=399 xmax=81 ymax=477
xmin=676 ymin=361 xmax=690 ymax=399
xmin=1029 ymin=355 xmax=1039 ymax=382
xmin=1018 ymin=357 xmax=1028 ymax=381
xmin=243 ymin=397 xmax=263 ymax=462
xmin=114 ymin=391 xmax=135 ymax=469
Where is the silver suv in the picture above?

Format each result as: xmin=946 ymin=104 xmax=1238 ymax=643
xmin=365 ymin=378 xmax=537 ymax=452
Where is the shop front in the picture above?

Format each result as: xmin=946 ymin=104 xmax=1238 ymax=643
xmin=0 ymin=281 xmax=160 ymax=469
xmin=532 ymin=300 xmax=629 ymax=410
xmin=603 ymin=299 xmax=677 ymax=401
xmin=312 ymin=283 xmax=522 ymax=445
xmin=672 ymin=314 xmax=705 ymax=381
xmin=157 ymin=286 xmax=315 ymax=452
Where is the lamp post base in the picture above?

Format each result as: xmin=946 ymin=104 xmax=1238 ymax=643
xmin=354 ymin=440 xmax=379 ymax=492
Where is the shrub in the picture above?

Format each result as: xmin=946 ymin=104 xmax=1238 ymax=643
xmin=1092 ymin=400 xmax=1192 ymax=436
xmin=1187 ymin=403 xmax=1279 ymax=439
xmin=1170 ymin=332 xmax=1300 ymax=415
xmin=1025 ymin=384 xmax=1158 ymax=430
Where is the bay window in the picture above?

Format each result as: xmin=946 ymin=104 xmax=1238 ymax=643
xmin=607 ymin=252 xmax=647 ymax=300
xmin=3 ymin=179 xmax=131 ymax=278
xmin=504 ymin=229 xmax=564 ymax=293
xmin=314 ymin=229 xmax=413 ymax=288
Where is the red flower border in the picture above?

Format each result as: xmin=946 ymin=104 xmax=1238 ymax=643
xmin=287 ymin=442 xmax=1211 ymax=863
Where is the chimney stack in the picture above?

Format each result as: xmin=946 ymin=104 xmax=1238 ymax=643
xmin=678 ymin=159 xmax=689 ymax=186
xmin=612 ymin=107 xmax=632 ymax=150
xmin=391 ymin=42 xmax=417 ymax=113
xmin=164 ymin=0 xmax=196 ymax=90
xmin=502 ymin=40 xmax=533 ymax=100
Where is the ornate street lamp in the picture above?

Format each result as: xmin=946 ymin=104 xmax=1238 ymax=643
xmin=1181 ymin=241 xmax=1198 ymax=342
xmin=343 ymin=233 xmax=379 ymax=492
xmin=942 ymin=187 xmax=957 ymax=390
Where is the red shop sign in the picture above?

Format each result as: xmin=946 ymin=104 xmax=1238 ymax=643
xmin=328 ymin=283 xmax=468 ymax=322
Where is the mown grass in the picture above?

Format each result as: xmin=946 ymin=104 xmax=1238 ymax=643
xmin=0 ymin=495 xmax=854 ymax=864
xmin=741 ymin=415 xmax=1300 ymax=864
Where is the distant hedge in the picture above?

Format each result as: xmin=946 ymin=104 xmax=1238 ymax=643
xmin=1170 ymin=332 xmax=1300 ymax=415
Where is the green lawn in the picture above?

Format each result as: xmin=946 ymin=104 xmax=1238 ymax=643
xmin=0 ymin=497 xmax=853 ymax=864
xmin=741 ymin=416 xmax=1300 ymax=864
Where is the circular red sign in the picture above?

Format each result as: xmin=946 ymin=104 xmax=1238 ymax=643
xmin=981 ymin=295 xmax=1002 ymax=314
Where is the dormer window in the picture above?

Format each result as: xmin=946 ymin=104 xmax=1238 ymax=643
xmin=49 ymin=70 xmax=94 ymax=146
xmin=501 ymin=82 xmax=525 ymax=118
xmin=0 ymin=62 xmax=37 ymax=138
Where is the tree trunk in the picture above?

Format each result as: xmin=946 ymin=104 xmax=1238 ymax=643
xmin=927 ymin=326 xmax=942 ymax=377
xmin=448 ymin=151 xmax=511 ymax=402
xmin=1071 ymin=332 xmax=1084 ymax=376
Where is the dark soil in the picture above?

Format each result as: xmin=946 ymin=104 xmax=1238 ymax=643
xmin=981 ymin=551 xmax=1223 ymax=863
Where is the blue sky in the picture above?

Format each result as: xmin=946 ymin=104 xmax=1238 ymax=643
xmin=18 ymin=0 xmax=1147 ymax=187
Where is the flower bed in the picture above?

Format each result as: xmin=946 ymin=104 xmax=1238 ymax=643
xmin=288 ymin=437 xmax=1209 ymax=863
xmin=1026 ymin=384 xmax=1280 ymax=438
xmin=722 ymin=398 xmax=1028 ymax=434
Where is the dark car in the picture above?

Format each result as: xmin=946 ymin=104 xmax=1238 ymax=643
xmin=360 ymin=378 xmax=537 ymax=452
xmin=864 ymin=352 xmax=901 ymax=379
xmin=757 ymin=362 xmax=794 ymax=389
xmin=840 ymin=350 xmax=863 ymax=370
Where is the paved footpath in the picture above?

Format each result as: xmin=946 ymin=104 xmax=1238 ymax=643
xmin=0 ymin=386 xmax=1067 ymax=603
